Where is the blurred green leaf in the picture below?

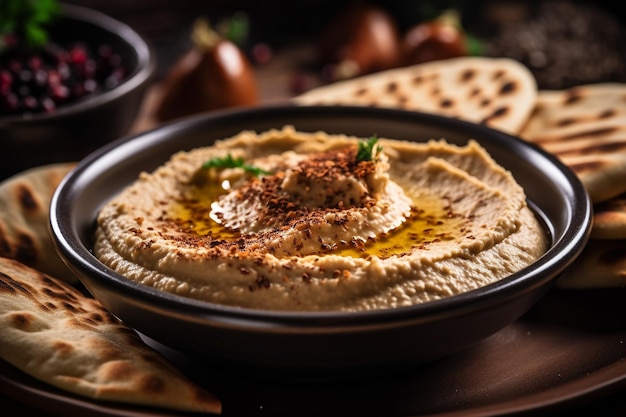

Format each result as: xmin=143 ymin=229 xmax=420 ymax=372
xmin=216 ymin=11 xmax=250 ymax=47
xmin=0 ymin=0 xmax=60 ymax=48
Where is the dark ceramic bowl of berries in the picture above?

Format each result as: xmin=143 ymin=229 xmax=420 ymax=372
xmin=0 ymin=1 xmax=155 ymax=179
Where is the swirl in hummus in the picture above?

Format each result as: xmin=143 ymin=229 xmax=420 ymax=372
xmin=94 ymin=126 xmax=547 ymax=312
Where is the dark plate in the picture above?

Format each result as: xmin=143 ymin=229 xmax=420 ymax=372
xmin=50 ymin=105 xmax=592 ymax=377
xmin=1 ymin=288 xmax=625 ymax=416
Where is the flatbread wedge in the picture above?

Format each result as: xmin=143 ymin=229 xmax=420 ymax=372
xmin=0 ymin=163 xmax=78 ymax=284
xmin=519 ymin=83 xmax=626 ymax=288
xmin=556 ymin=239 xmax=626 ymax=289
xmin=0 ymin=256 xmax=222 ymax=414
xmin=294 ymin=56 xmax=538 ymax=134
xmin=591 ymin=193 xmax=626 ymax=240
xmin=520 ymin=83 xmax=626 ymax=204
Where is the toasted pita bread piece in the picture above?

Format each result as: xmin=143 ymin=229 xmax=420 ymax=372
xmin=520 ymin=83 xmax=626 ymax=204
xmin=0 ymin=257 xmax=221 ymax=414
xmin=293 ymin=56 xmax=538 ymax=134
xmin=591 ymin=193 xmax=626 ymax=240
xmin=0 ymin=163 xmax=77 ymax=284
xmin=556 ymin=239 xmax=626 ymax=289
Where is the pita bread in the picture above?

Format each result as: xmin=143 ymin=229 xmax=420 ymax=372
xmin=520 ymin=83 xmax=626 ymax=204
xmin=556 ymin=239 xmax=626 ymax=289
xmin=0 ymin=256 xmax=222 ymax=413
xmin=293 ymin=56 xmax=538 ymax=134
xmin=0 ymin=163 xmax=78 ymax=284
xmin=591 ymin=193 xmax=626 ymax=240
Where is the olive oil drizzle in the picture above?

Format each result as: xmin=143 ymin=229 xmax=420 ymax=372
xmin=170 ymin=180 xmax=466 ymax=259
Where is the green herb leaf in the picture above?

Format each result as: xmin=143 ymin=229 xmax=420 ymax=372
xmin=466 ymin=34 xmax=484 ymax=56
xmin=356 ymin=136 xmax=381 ymax=163
xmin=217 ymin=11 xmax=250 ymax=47
xmin=0 ymin=0 xmax=59 ymax=49
xmin=202 ymin=154 xmax=269 ymax=176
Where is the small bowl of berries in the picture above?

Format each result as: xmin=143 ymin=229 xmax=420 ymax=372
xmin=0 ymin=1 xmax=156 ymax=179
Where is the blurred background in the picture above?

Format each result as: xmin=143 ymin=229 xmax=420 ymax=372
xmin=2 ymin=0 xmax=625 ymax=175
xmin=61 ymin=0 xmax=626 ymax=93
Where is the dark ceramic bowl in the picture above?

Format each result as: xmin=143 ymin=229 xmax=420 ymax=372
xmin=50 ymin=105 xmax=592 ymax=378
xmin=0 ymin=3 xmax=156 ymax=180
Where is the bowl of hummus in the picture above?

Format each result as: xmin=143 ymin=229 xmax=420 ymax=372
xmin=50 ymin=105 xmax=592 ymax=377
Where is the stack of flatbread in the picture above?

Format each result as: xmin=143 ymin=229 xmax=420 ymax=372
xmin=0 ymin=166 xmax=222 ymax=414
xmin=295 ymin=58 xmax=626 ymax=289
xmin=519 ymin=84 xmax=626 ymax=289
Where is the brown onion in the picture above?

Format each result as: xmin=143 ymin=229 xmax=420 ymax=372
xmin=402 ymin=10 xmax=468 ymax=66
xmin=155 ymin=19 xmax=258 ymax=122
xmin=318 ymin=3 xmax=401 ymax=81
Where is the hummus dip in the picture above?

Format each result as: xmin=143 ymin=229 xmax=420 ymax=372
xmin=94 ymin=126 xmax=547 ymax=312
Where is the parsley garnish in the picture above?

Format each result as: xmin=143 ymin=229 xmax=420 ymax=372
xmin=356 ymin=136 xmax=381 ymax=163
xmin=0 ymin=0 xmax=59 ymax=49
xmin=202 ymin=154 xmax=269 ymax=176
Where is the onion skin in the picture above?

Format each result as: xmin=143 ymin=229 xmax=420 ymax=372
xmin=155 ymin=20 xmax=258 ymax=122
xmin=318 ymin=3 xmax=401 ymax=80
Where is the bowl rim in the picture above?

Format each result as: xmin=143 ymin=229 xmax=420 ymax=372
xmin=50 ymin=104 xmax=593 ymax=328
xmin=0 ymin=3 xmax=156 ymax=124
